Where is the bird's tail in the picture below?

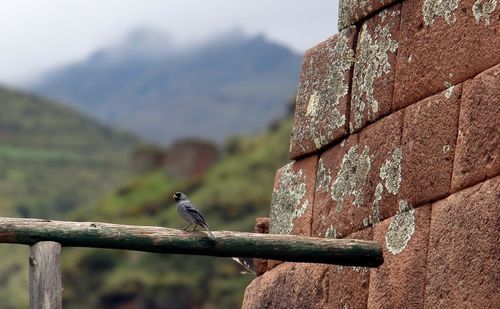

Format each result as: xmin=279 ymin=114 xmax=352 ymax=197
xmin=203 ymin=225 xmax=216 ymax=239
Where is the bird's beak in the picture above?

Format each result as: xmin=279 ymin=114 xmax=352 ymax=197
xmin=172 ymin=194 xmax=176 ymax=199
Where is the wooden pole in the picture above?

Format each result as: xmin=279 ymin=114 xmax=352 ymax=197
xmin=29 ymin=241 xmax=62 ymax=309
xmin=0 ymin=217 xmax=383 ymax=267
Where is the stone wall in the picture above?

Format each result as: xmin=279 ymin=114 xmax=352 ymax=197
xmin=243 ymin=0 xmax=499 ymax=308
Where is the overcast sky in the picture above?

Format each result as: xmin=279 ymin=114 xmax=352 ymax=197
xmin=0 ymin=0 xmax=339 ymax=85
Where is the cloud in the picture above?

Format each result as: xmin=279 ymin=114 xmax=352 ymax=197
xmin=0 ymin=0 xmax=338 ymax=85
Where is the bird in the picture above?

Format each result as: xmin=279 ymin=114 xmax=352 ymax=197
xmin=172 ymin=192 xmax=215 ymax=239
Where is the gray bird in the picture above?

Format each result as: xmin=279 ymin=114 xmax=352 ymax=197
xmin=173 ymin=192 xmax=215 ymax=239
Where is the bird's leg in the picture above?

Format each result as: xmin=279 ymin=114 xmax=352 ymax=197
xmin=183 ymin=223 xmax=193 ymax=231
xmin=192 ymin=225 xmax=198 ymax=231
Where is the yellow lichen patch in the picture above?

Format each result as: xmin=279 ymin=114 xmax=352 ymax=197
xmin=306 ymin=91 xmax=320 ymax=117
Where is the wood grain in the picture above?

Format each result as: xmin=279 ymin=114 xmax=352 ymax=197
xmin=29 ymin=241 xmax=62 ymax=309
xmin=1 ymin=217 xmax=383 ymax=267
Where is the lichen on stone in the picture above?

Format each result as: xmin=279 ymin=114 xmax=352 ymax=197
xmin=269 ymin=163 xmax=308 ymax=235
xmin=351 ymin=17 xmax=399 ymax=131
xmin=338 ymin=0 xmax=377 ymax=30
xmin=445 ymin=85 xmax=455 ymax=99
xmin=338 ymin=0 xmax=355 ymax=30
xmin=368 ymin=182 xmax=384 ymax=225
xmin=351 ymin=266 xmax=370 ymax=274
xmin=331 ymin=145 xmax=372 ymax=209
xmin=385 ymin=200 xmax=415 ymax=255
xmin=423 ymin=0 xmax=460 ymax=26
xmin=325 ymin=225 xmax=337 ymax=239
xmin=442 ymin=144 xmax=451 ymax=153
xmin=306 ymin=91 xmax=320 ymax=117
xmin=380 ymin=147 xmax=402 ymax=195
xmin=472 ymin=0 xmax=497 ymax=25
xmin=316 ymin=158 xmax=332 ymax=193
xmin=293 ymin=28 xmax=354 ymax=150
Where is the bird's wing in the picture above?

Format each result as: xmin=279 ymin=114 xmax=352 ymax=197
xmin=185 ymin=203 xmax=209 ymax=227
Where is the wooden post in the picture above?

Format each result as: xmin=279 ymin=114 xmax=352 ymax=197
xmin=29 ymin=241 xmax=62 ymax=309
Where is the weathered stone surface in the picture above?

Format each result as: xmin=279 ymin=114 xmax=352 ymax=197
xmin=338 ymin=0 xmax=400 ymax=30
xmin=312 ymin=135 xmax=364 ymax=239
xmin=425 ymin=177 xmax=500 ymax=308
xmin=327 ymin=228 xmax=373 ymax=309
xmin=401 ymin=85 xmax=461 ymax=206
xmin=368 ymin=203 xmax=431 ymax=309
xmin=289 ymin=28 xmax=356 ymax=159
xmin=266 ymin=259 xmax=283 ymax=271
xmin=242 ymin=262 xmax=330 ymax=309
xmin=313 ymin=112 xmax=404 ymax=238
xmin=350 ymin=3 xmax=401 ymax=132
xmin=359 ymin=110 xmax=404 ymax=226
xmin=394 ymin=0 xmax=500 ymax=109
xmin=269 ymin=155 xmax=318 ymax=236
xmin=452 ymin=64 xmax=500 ymax=192
xmin=242 ymin=229 xmax=374 ymax=308
xmin=253 ymin=217 xmax=269 ymax=276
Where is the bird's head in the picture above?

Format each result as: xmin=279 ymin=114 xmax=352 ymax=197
xmin=172 ymin=192 xmax=187 ymax=202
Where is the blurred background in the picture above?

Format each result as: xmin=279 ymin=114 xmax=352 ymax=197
xmin=0 ymin=1 xmax=338 ymax=308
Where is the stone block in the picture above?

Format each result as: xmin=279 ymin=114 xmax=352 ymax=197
xmin=338 ymin=0 xmax=400 ymax=30
xmin=368 ymin=203 xmax=431 ymax=309
xmin=350 ymin=3 xmax=401 ymax=132
xmin=312 ymin=135 xmax=362 ymax=239
xmin=242 ymin=262 xmax=330 ymax=309
xmin=313 ymin=111 xmax=404 ymax=238
xmin=269 ymin=155 xmax=318 ymax=236
xmin=401 ymin=85 xmax=461 ymax=206
xmin=253 ymin=217 xmax=269 ymax=276
xmin=243 ymin=229 xmax=374 ymax=308
xmin=425 ymin=177 xmax=500 ymax=308
xmin=394 ymin=0 xmax=500 ymax=109
xmin=452 ymin=64 xmax=500 ymax=192
xmin=289 ymin=28 xmax=356 ymax=159
xmin=359 ymin=110 xmax=404 ymax=226
xmin=327 ymin=228 xmax=373 ymax=309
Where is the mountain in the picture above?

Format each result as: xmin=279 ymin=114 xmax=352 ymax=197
xmin=29 ymin=28 xmax=302 ymax=144
xmin=0 ymin=85 xmax=140 ymax=218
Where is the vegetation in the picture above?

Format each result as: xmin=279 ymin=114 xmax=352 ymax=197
xmin=0 ymin=86 xmax=139 ymax=218
xmin=0 ymin=86 xmax=139 ymax=308
xmin=0 ymin=84 xmax=294 ymax=308
xmin=63 ymin=116 xmax=293 ymax=308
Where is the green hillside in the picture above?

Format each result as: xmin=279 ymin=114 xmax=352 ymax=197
xmin=0 ymin=86 xmax=139 ymax=218
xmin=61 ymin=114 xmax=293 ymax=308
xmin=0 ymin=85 xmax=294 ymax=308
xmin=0 ymin=86 xmax=140 ymax=309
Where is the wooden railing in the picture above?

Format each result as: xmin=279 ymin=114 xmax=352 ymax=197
xmin=0 ymin=217 xmax=383 ymax=308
